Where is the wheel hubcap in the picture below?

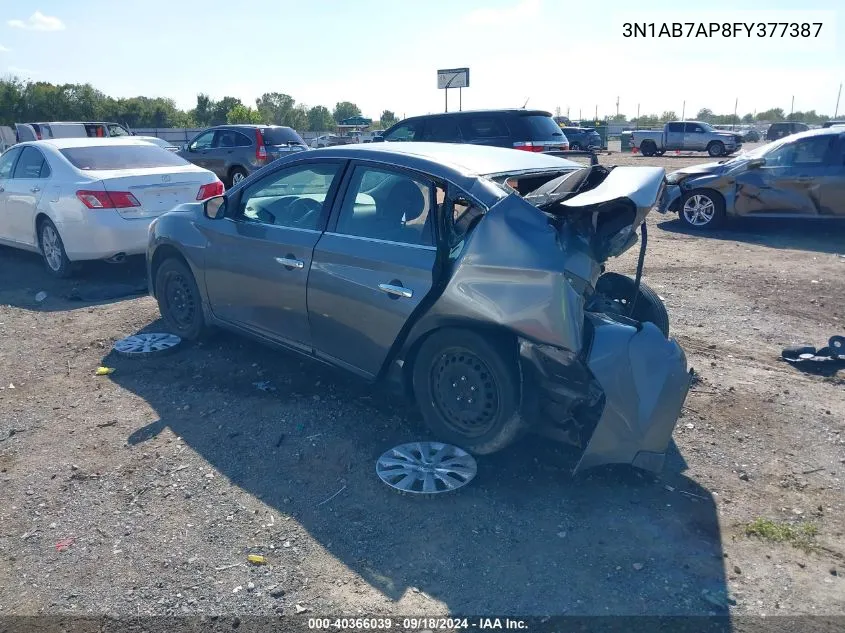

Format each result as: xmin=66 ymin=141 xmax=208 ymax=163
xmin=683 ymin=195 xmax=715 ymax=226
xmin=114 ymin=333 xmax=182 ymax=355
xmin=431 ymin=349 xmax=499 ymax=437
xmin=164 ymin=274 xmax=196 ymax=329
xmin=376 ymin=442 xmax=477 ymax=494
xmin=41 ymin=225 xmax=62 ymax=271
xmin=232 ymin=172 xmax=245 ymax=185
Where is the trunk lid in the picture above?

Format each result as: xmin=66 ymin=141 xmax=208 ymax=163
xmin=90 ymin=166 xmax=212 ymax=219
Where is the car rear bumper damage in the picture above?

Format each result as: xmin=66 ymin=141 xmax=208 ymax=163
xmin=520 ymin=314 xmax=692 ymax=474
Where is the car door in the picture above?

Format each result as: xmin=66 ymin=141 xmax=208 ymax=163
xmin=201 ymin=160 xmax=346 ymax=351
xmin=308 ymin=164 xmax=440 ymax=378
xmin=203 ymin=129 xmax=234 ymax=179
xmin=734 ymin=135 xmax=837 ymax=216
xmin=180 ymin=130 xmax=216 ymax=170
xmin=663 ymin=122 xmax=684 ymax=149
xmin=682 ymin=123 xmax=706 ymax=150
xmin=0 ymin=147 xmax=23 ymax=242
xmin=4 ymin=146 xmax=50 ymax=246
xmin=818 ymin=134 xmax=845 ymax=216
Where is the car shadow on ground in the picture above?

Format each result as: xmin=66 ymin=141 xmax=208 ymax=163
xmin=657 ymin=217 xmax=845 ymax=255
xmin=0 ymin=247 xmax=148 ymax=312
xmin=106 ymin=321 xmax=730 ymax=616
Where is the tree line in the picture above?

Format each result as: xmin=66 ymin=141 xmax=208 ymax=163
xmin=606 ymin=107 xmax=836 ymax=127
xmin=0 ymin=77 xmax=399 ymax=131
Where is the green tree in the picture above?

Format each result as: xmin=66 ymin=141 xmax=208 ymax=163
xmin=631 ymin=114 xmax=659 ymax=128
xmin=307 ymin=105 xmax=335 ymax=132
xmin=211 ymin=97 xmax=243 ymax=126
xmin=256 ymin=92 xmax=295 ymax=126
xmin=610 ymin=113 xmax=627 ymax=123
xmin=226 ymin=104 xmax=262 ymax=124
xmin=660 ymin=111 xmax=678 ymax=122
xmin=333 ymin=101 xmax=361 ymax=123
xmin=192 ymin=93 xmax=214 ymax=127
xmin=741 ymin=113 xmax=754 ymax=123
xmin=755 ymin=108 xmax=785 ymax=121
xmin=379 ymin=109 xmax=397 ymax=129
xmin=696 ymin=108 xmax=713 ymax=122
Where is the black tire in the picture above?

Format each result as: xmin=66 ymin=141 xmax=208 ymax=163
xmin=655 ymin=149 xmax=666 ymax=156
xmin=678 ymin=189 xmax=726 ymax=230
xmin=37 ymin=218 xmax=74 ymax=278
xmin=707 ymin=141 xmax=725 ymax=157
xmin=154 ymin=258 xmax=207 ymax=340
xmin=228 ymin=167 xmax=248 ymax=188
xmin=640 ymin=141 xmax=657 ymax=157
xmin=595 ymin=272 xmax=670 ymax=337
xmin=570 ymin=142 xmax=582 ymax=151
xmin=412 ymin=328 xmax=524 ymax=455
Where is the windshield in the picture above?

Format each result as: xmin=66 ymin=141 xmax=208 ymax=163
xmin=698 ymin=122 xmax=714 ymax=132
xmin=60 ymin=145 xmax=190 ymax=170
xmin=724 ymin=137 xmax=790 ymax=164
xmin=261 ymin=127 xmax=305 ymax=145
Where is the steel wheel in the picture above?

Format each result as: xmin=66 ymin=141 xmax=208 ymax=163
xmin=682 ymin=194 xmax=716 ymax=226
xmin=41 ymin=224 xmax=63 ymax=272
xmin=376 ymin=442 xmax=477 ymax=495
xmin=163 ymin=271 xmax=197 ymax=330
xmin=430 ymin=348 xmax=500 ymax=438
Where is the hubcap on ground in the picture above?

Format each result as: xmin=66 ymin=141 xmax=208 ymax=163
xmin=376 ymin=442 xmax=477 ymax=494
xmin=114 ymin=333 xmax=182 ymax=355
xmin=431 ymin=349 xmax=499 ymax=437
xmin=683 ymin=195 xmax=716 ymax=226
xmin=164 ymin=274 xmax=196 ymax=329
xmin=41 ymin=225 xmax=62 ymax=271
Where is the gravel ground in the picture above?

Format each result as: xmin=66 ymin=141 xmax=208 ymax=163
xmin=1 ymin=146 xmax=844 ymax=620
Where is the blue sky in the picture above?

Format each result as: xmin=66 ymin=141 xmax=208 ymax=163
xmin=1 ymin=0 xmax=843 ymax=119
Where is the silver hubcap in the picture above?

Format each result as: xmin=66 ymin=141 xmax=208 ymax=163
xmin=41 ymin=225 xmax=63 ymax=271
xmin=232 ymin=172 xmax=245 ymax=185
xmin=113 ymin=332 xmax=182 ymax=355
xmin=683 ymin=195 xmax=715 ymax=226
xmin=376 ymin=442 xmax=477 ymax=494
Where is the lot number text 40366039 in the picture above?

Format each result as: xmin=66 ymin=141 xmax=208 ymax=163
xmin=622 ymin=22 xmax=823 ymax=38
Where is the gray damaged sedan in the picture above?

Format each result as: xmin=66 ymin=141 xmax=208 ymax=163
xmin=147 ymin=143 xmax=692 ymax=473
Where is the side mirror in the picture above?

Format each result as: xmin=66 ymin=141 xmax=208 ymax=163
xmin=204 ymin=196 xmax=226 ymax=219
xmin=747 ymin=158 xmax=765 ymax=169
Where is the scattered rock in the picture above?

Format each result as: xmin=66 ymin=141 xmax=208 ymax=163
xmin=739 ymin=472 xmax=750 ymax=481
xmin=556 ymin=531 xmax=567 ymax=538
xmin=733 ymin=565 xmax=742 ymax=575
xmin=831 ymin=567 xmax=839 ymax=577
xmin=632 ymin=562 xmax=644 ymax=571
xmin=295 ymin=604 xmax=309 ymax=614
xmin=35 ymin=291 xmax=47 ymax=303
xmin=269 ymin=587 xmax=285 ymax=598
xmin=685 ymin=423 xmax=695 ymax=430
xmin=247 ymin=581 xmax=255 ymax=592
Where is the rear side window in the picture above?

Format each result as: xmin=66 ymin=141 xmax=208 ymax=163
xmin=60 ymin=145 xmax=190 ymax=170
xmin=667 ymin=122 xmax=684 ymax=133
xmin=384 ymin=120 xmax=423 ymax=142
xmin=215 ymin=130 xmax=252 ymax=148
xmin=261 ymin=127 xmax=305 ymax=145
xmin=108 ymin=124 xmax=130 ymax=137
xmin=462 ymin=116 xmax=509 ymax=139
xmin=0 ymin=148 xmax=21 ymax=178
xmin=422 ymin=117 xmax=463 ymax=142
xmin=13 ymin=147 xmax=51 ymax=178
xmin=514 ymin=114 xmax=564 ymax=141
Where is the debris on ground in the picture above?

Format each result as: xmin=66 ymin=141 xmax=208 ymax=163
xmin=35 ymin=291 xmax=47 ymax=303
xmin=247 ymin=554 xmax=266 ymax=565
xmin=94 ymin=366 xmax=115 ymax=376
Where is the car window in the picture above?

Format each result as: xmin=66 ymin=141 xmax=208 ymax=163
xmin=667 ymin=123 xmax=685 ymax=133
xmin=12 ymin=147 xmax=50 ymax=179
xmin=108 ymin=124 xmax=130 ymax=137
xmin=60 ymin=145 xmax=189 ymax=170
xmin=335 ymin=166 xmax=434 ymax=246
xmin=232 ymin=132 xmax=252 ymax=147
xmin=215 ymin=130 xmax=250 ymax=149
xmin=449 ymin=195 xmax=485 ymax=247
xmin=765 ymin=136 xmax=834 ymax=167
xmin=384 ymin=121 xmax=422 ymax=142
xmin=190 ymin=131 xmax=215 ymax=151
xmin=236 ymin=163 xmax=341 ymax=230
xmin=517 ymin=114 xmax=563 ymax=141
xmin=0 ymin=147 xmax=22 ymax=179
xmin=464 ymin=116 xmax=509 ymax=139
xmin=262 ymin=127 xmax=305 ymax=145
xmin=422 ymin=117 xmax=462 ymax=143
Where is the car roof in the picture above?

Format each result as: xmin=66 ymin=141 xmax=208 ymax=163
xmin=397 ymin=109 xmax=553 ymax=121
xmin=20 ymin=138 xmax=169 ymax=150
xmin=306 ymin=142 xmax=581 ymax=178
xmin=780 ymin=127 xmax=844 ymax=141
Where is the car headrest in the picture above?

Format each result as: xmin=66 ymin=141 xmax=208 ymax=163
xmin=380 ymin=179 xmax=426 ymax=223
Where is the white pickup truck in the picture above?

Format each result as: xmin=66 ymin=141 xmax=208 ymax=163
xmin=632 ymin=121 xmax=742 ymax=157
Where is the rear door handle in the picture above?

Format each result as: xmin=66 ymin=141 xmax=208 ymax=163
xmin=378 ymin=283 xmax=413 ymax=299
xmin=275 ymin=256 xmax=304 ymax=270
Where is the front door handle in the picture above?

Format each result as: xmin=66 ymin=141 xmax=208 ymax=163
xmin=30 ymin=186 xmax=41 ymax=193
xmin=378 ymin=283 xmax=413 ymax=299
xmin=275 ymin=256 xmax=304 ymax=270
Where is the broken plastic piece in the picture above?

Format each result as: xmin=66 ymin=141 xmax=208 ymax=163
xmin=247 ymin=554 xmax=266 ymax=565
xmin=95 ymin=367 xmax=115 ymax=376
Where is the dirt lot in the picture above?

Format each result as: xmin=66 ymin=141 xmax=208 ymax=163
xmin=1 ymin=146 xmax=844 ymax=622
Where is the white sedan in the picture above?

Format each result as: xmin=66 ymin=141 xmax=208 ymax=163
xmin=0 ymin=138 xmax=222 ymax=277
xmin=133 ymin=135 xmax=181 ymax=152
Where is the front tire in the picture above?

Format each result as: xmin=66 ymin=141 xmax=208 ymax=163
xmin=678 ymin=189 xmax=726 ymax=230
xmin=640 ymin=141 xmax=657 ymax=157
xmin=412 ymin=329 xmax=524 ymax=455
xmin=707 ymin=141 xmax=725 ymax=157
xmin=154 ymin=258 xmax=207 ymax=340
xmin=38 ymin=218 xmax=74 ymax=278
xmin=594 ymin=272 xmax=670 ymax=337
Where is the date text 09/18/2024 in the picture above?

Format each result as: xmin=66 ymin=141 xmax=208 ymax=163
xmin=307 ymin=617 xmax=528 ymax=630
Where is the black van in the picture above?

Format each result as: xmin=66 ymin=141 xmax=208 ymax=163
xmin=379 ymin=109 xmax=570 ymax=152
xmin=765 ymin=121 xmax=809 ymax=141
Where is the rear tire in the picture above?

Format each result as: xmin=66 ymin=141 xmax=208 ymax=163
xmin=595 ymin=272 xmax=670 ymax=337
xmin=154 ymin=258 xmax=207 ymax=340
xmin=228 ymin=167 xmax=248 ymax=188
xmin=412 ymin=329 xmax=524 ymax=455
xmin=38 ymin=218 xmax=74 ymax=278
xmin=640 ymin=141 xmax=657 ymax=157
xmin=570 ymin=142 xmax=582 ymax=151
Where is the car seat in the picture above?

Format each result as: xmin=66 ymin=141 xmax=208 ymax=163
xmin=373 ymin=179 xmax=427 ymax=244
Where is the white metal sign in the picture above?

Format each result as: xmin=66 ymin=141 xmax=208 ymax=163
xmin=437 ymin=68 xmax=470 ymax=89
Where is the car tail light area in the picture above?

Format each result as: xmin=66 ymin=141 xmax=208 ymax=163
xmin=76 ymin=190 xmax=141 ymax=209
xmin=255 ymin=129 xmax=268 ymax=161
xmin=513 ymin=142 xmax=546 ymax=153
xmin=197 ymin=180 xmax=225 ymax=200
